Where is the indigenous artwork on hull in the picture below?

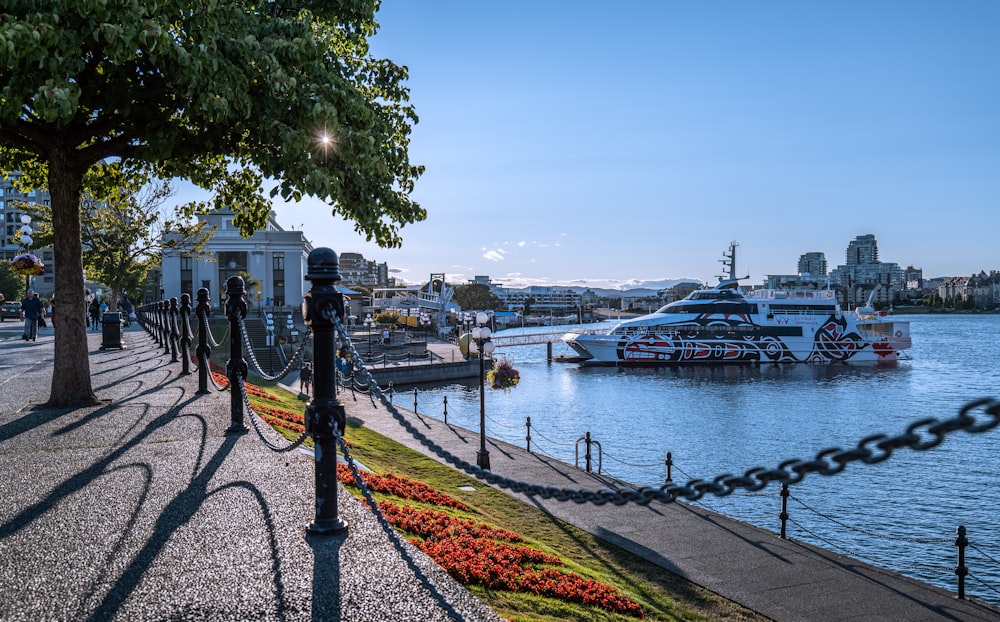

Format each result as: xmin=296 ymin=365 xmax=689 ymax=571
xmin=618 ymin=314 xmax=873 ymax=364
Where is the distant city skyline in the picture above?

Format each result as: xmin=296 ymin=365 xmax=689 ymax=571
xmin=183 ymin=1 xmax=1000 ymax=289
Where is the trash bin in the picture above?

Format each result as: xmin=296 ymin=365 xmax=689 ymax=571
xmin=101 ymin=311 xmax=125 ymax=350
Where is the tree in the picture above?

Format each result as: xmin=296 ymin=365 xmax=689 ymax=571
xmin=452 ymin=284 xmax=504 ymax=312
xmin=23 ymin=163 xmax=214 ymax=311
xmin=0 ymin=3 xmax=424 ymax=406
xmin=0 ymin=261 xmax=22 ymax=302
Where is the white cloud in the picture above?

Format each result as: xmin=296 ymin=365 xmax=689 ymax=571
xmin=483 ymin=249 xmax=505 ymax=262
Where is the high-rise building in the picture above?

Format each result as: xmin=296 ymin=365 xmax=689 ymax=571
xmin=844 ymin=234 xmax=879 ymax=266
xmin=797 ymin=252 xmax=827 ymax=276
xmin=830 ymin=234 xmax=903 ymax=307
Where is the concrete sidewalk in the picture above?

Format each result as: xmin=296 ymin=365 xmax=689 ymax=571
xmin=343 ymin=381 xmax=1000 ymax=621
xmin=0 ymin=322 xmax=499 ymax=621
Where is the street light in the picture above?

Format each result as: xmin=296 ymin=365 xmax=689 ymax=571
xmin=265 ymin=312 xmax=275 ymax=374
xmin=19 ymin=214 xmax=33 ymax=296
xmin=363 ymin=313 xmax=375 ymax=354
xmin=467 ymin=311 xmax=494 ymax=470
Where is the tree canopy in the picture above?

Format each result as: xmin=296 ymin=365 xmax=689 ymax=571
xmin=22 ymin=163 xmax=215 ymax=309
xmin=452 ymin=283 xmax=505 ymax=312
xmin=0 ymin=1 xmax=424 ymax=405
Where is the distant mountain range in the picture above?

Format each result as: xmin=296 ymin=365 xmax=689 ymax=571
xmin=495 ymin=279 xmax=703 ymax=298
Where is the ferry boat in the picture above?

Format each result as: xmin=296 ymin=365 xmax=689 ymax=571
xmin=563 ymin=243 xmax=912 ymax=366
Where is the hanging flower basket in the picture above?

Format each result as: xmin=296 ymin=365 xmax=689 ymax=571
xmin=486 ymin=356 xmax=520 ymax=390
xmin=11 ymin=253 xmax=44 ymax=276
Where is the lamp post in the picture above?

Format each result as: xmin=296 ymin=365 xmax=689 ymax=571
xmin=265 ymin=312 xmax=275 ymax=375
xmin=19 ymin=214 xmax=33 ymax=296
xmin=363 ymin=313 xmax=374 ymax=354
xmin=468 ymin=311 xmax=494 ymax=470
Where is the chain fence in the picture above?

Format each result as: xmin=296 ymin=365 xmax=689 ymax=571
xmin=139 ymin=296 xmax=1000 ymax=603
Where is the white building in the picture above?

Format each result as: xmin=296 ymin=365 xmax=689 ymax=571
xmin=161 ymin=209 xmax=312 ymax=309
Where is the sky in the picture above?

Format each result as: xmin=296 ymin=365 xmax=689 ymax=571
xmin=267 ymin=1 xmax=1000 ymax=290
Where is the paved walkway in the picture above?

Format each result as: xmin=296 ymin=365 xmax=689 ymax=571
xmin=0 ymin=322 xmax=499 ymax=622
xmin=2 ymin=320 xmax=999 ymax=621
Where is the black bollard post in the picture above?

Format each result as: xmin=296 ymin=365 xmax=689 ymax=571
xmin=585 ymin=431 xmax=593 ymax=473
xmin=413 ymin=387 xmax=418 ymax=414
xmin=443 ymin=395 xmax=448 ymax=424
xmin=779 ymin=482 xmax=790 ymax=539
xmin=225 ymin=278 xmax=248 ymax=435
xmin=179 ymin=293 xmax=192 ymax=375
xmin=195 ymin=288 xmax=211 ymax=394
xmin=152 ymin=302 xmax=162 ymax=345
xmin=303 ymin=248 xmax=348 ymax=535
xmin=955 ymin=525 xmax=968 ymax=599
xmin=388 ymin=382 xmax=393 ymax=403
xmin=526 ymin=416 xmax=532 ymax=453
xmin=665 ymin=451 xmax=673 ymax=482
xmin=169 ymin=297 xmax=179 ymax=362
xmin=161 ymin=300 xmax=170 ymax=355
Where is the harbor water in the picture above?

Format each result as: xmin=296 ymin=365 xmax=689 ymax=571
xmin=401 ymin=314 xmax=1000 ymax=605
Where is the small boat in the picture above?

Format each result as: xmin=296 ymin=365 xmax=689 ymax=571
xmin=563 ymin=242 xmax=911 ymax=365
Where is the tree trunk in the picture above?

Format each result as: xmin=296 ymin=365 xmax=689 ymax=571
xmin=47 ymin=151 xmax=100 ymax=407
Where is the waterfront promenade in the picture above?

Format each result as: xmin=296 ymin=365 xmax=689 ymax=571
xmin=2 ymin=321 xmax=998 ymax=620
xmin=0 ymin=322 xmax=498 ymax=622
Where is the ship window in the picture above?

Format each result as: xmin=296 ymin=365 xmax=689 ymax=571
xmin=661 ymin=303 xmax=759 ymax=314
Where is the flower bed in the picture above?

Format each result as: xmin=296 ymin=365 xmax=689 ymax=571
xmin=232 ymin=365 xmax=644 ymax=617
xmin=337 ymin=466 xmax=645 ymax=617
xmin=253 ymin=404 xmax=306 ymax=433
xmin=337 ymin=464 xmax=468 ymax=510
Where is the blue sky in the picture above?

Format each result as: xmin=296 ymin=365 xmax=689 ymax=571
xmin=268 ymin=1 xmax=1000 ymax=289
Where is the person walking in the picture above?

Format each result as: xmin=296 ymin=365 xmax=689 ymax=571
xmin=89 ymin=299 xmax=100 ymax=330
xmin=299 ymin=362 xmax=313 ymax=398
xmin=20 ymin=290 xmax=43 ymax=341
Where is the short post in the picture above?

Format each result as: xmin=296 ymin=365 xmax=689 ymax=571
xmin=195 ymin=288 xmax=211 ymax=394
xmin=526 ymin=416 xmax=532 ymax=453
xmin=779 ymin=482 xmax=790 ymax=539
xmin=413 ymin=387 xmax=418 ymax=414
xmin=665 ymin=451 xmax=673 ymax=482
xmin=955 ymin=525 xmax=968 ymax=599
xmin=443 ymin=395 xmax=448 ymax=424
xmin=169 ymin=297 xmax=179 ymax=362
xmin=150 ymin=303 xmax=161 ymax=345
xmin=225 ymin=278 xmax=248 ymax=435
xmin=161 ymin=300 xmax=170 ymax=355
xmin=388 ymin=382 xmax=393 ymax=403
xmin=303 ymin=248 xmax=348 ymax=535
xmin=179 ymin=293 xmax=192 ymax=375
xmin=580 ymin=432 xmax=593 ymax=472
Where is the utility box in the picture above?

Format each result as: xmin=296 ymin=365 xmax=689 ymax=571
xmin=101 ymin=312 xmax=125 ymax=350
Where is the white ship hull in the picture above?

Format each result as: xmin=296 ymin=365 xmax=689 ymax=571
xmin=562 ymin=242 xmax=912 ymax=366
xmin=564 ymin=311 xmax=911 ymax=365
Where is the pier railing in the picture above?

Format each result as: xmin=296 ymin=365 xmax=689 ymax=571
xmin=135 ymin=246 xmax=1000 ymax=606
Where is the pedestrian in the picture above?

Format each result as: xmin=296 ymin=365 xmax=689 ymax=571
xmin=89 ymin=299 xmax=100 ymax=330
xmin=119 ymin=298 xmax=133 ymax=326
xmin=299 ymin=362 xmax=313 ymax=397
xmin=20 ymin=290 xmax=43 ymax=341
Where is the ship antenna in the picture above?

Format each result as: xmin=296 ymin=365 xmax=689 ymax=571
xmin=717 ymin=241 xmax=749 ymax=283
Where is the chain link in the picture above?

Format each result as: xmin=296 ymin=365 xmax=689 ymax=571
xmin=334 ymin=315 xmax=1000 ymax=506
xmin=788 ymin=493 xmax=952 ymax=544
xmin=237 ymin=316 xmax=312 ymax=381
xmin=199 ymin=313 xmax=229 ymax=348
xmin=236 ymin=376 xmax=309 ymax=453
xmin=200 ymin=351 xmax=230 ymax=391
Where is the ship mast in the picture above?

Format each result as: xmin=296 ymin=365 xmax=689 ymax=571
xmin=717 ymin=241 xmax=749 ymax=285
